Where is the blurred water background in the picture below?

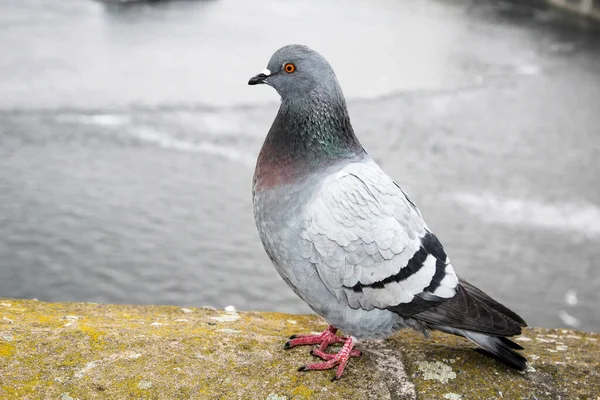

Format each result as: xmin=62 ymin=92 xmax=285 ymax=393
xmin=0 ymin=0 xmax=599 ymax=332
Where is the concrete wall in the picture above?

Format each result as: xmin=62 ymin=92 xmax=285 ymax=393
xmin=1 ymin=299 xmax=599 ymax=399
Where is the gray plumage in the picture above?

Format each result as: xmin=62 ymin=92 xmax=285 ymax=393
xmin=250 ymin=44 xmax=527 ymax=371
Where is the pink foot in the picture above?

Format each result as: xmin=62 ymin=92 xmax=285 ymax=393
xmin=284 ymin=325 xmax=345 ymax=350
xmin=284 ymin=325 xmax=361 ymax=381
xmin=298 ymin=335 xmax=357 ymax=381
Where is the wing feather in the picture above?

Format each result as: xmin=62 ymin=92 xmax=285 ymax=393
xmin=300 ymin=161 xmax=458 ymax=311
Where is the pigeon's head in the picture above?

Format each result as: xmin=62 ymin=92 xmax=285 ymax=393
xmin=248 ymin=45 xmax=341 ymax=100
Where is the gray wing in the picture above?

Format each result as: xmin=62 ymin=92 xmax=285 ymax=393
xmin=300 ymin=161 xmax=459 ymax=313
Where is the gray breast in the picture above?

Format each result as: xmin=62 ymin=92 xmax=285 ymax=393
xmin=252 ymin=166 xmax=401 ymax=339
xmin=253 ymin=176 xmax=321 ymax=298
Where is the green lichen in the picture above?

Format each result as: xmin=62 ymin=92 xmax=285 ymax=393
xmin=266 ymin=394 xmax=288 ymax=400
xmin=415 ymin=360 xmax=457 ymax=384
xmin=443 ymin=393 xmax=462 ymax=400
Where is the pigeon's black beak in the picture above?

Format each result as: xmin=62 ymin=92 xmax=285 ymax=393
xmin=248 ymin=73 xmax=269 ymax=86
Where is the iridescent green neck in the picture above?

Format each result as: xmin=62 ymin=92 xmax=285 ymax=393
xmin=254 ymin=89 xmax=365 ymax=190
xmin=270 ymin=90 xmax=362 ymax=156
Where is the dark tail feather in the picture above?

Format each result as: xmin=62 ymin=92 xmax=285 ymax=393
xmin=413 ymin=283 xmax=526 ymax=336
xmin=458 ymin=277 xmax=527 ymax=326
xmin=434 ymin=326 xmax=528 ymax=371
xmin=410 ymin=277 xmax=528 ymax=370
xmin=498 ymin=336 xmax=524 ymax=350
xmin=464 ymin=331 xmax=528 ymax=371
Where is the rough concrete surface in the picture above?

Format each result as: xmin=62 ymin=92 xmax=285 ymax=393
xmin=1 ymin=299 xmax=598 ymax=399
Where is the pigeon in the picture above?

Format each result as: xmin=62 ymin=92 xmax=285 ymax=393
xmin=248 ymin=44 xmax=527 ymax=381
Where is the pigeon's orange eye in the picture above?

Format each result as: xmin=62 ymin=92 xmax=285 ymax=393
xmin=284 ymin=63 xmax=296 ymax=73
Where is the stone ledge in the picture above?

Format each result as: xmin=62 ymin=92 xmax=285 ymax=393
xmin=0 ymin=299 xmax=598 ymax=399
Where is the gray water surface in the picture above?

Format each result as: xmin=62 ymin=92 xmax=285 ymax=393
xmin=1 ymin=0 xmax=599 ymax=332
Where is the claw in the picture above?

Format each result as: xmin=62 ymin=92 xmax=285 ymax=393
xmin=287 ymin=327 xmax=358 ymax=380
xmin=285 ymin=325 xmax=345 ymax=350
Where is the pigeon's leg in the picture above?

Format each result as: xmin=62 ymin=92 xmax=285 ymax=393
xmin=284 ymin=325 xmax=345 ymax=350
xmin=298 ymin=336 xmax=357 ymax=381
